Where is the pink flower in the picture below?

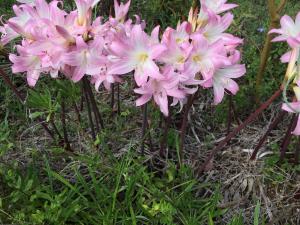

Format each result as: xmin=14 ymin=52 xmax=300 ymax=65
xmin=62 ymin=37 xmax=106 ymax=82
xmin=91 ymin=64 xmax=122 ymax=91
xmin=160 ymin=31 xmax=193 ymax=71
xmin=282 ymin=85 xmax=300 ymax=135
xmin=0 ymin=24 xmax=19 ymax=46
xmin=188 ymin=34 xmax=230 ymax=80
xmin=197 ymin=0 xmax=238 ymax=25
xmin=200 ymin=12 xmax=234 ymax=43
xmin=75 ymin=0 xmax=100 ymax=27
xmin=9 ymin=44 xmax=43 ymax=87
xmin=134 ymin=67 xmax=185 ymax=116
xmin=200 ymin=0 xmax=238 ymax=15
xmin=108 ymin=25 xmax=166 ymax=86
xmin=1 ymin=4 xmax=33 ymax=41
xmin=114 ymin=0 xmax=131 ymax=22
xmin=282 ymin=103 xmax=300 ymax=135
xmin=210 ymin=64 xmax=246 ymax=104
xmin=269 ymin=12 xmax=300 ymax=48
xmin=162 ymin=22 xmax=191 ymax=46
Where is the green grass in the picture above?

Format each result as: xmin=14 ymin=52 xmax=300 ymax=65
xmin=0 ymin=150 xmax=225 ymax=225
xmin=1 ymin=0 xmax=300 ymax=224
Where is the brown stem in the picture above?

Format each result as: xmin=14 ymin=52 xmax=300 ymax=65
xmin=61 ymin=98 xmax=72 ymax=151
xmin=250 ymin=110 xmax=286 ymax=160
xmin=0 ymin=68 xmax=25 ymax=102
xmin=255 ymin=0 xmax=281 ymax=104
xmin=294 ymin=135 xmax=300 ymax=164
xmin=117 ymin=83 xmax=121 ymax=115
xmin=192 ymin=0 xmax=199 ymax=9
xmin=160 ymin=102 xmax=173 ymax=158
xmin=277 ymin=0 xmax=287 ymax=13
xmin=79 ymin=88 xmax=84 ymax=111
xmin=111 ymin=83 xmax=115 ymax=115
xmin=89 ymin=87 xmax=104 ymax=129
xmin=198 ymin=88 xmax=283 ymax=175
xmin=50 ymin=119 xmax=63 ymax=141
xmin=231 ymin=97 xmax=240 ymax=125
xmin=73 ymin=102 xmax=81 ymax=123
xmin=280 ymin=114 xmax=297 ymax=161
xmin=147 ymin=126 xmax=154 ymax=153
xmin=179 ymin=92 xmax=199 ymax=165
xmin=84 ymin=77 xmax=104 ymax=130
xmin=141 ymin=103 xmax=148 ymax=155
xmin=37 ymin=118 xmax=56 ymax=141
xmin=227 ymin=95 xmax=233 ymax=134
xmin=82 ymin=81 xmax=96 ymax=140
xmin=159 ymin=113 xmax=163 ymax=129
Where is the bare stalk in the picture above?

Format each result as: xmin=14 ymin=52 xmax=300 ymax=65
xmin=61 ymin=98 xmax=72 ymax=151
xmin=280 ymin=114 xmax=297 ymax=161
xmin=179 ymin=92 xmax=199 ymax=165
xmin=294 ymin=135 xmax=300 ymax=164
xmin=83 ymin=77 xmax=104 ymax=130
xmin=198 ymin=88 xmax=283 ymax=175
xmin=160 ymin=104 xmax=172 ymax=158
xmin=82 ymin=81 xmax=96 ymax=140
xmin=73 ymin=101 xmax=81 ymax=123
xmin=117 ymin=83 xmax=121 ymax=115
xmin=141 ymin=103 xmax=148 ymax=155
xmin=255 ymin=0 xmax=285 ymax=104
xmin=111 ymin=83 xmax=115 ymax=115
xmin=50 ymin=119 xmax=63 ymax=141
xmin=250 ymin=110 xmax=286 ymax=160
xmin=227 ymin=95 xmax=233 ymax=134
xmin=0 ymin=68 xmax=25 ymax=102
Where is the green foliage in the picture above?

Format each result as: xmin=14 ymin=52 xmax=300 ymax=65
xmin=263 ymin=153 xmax=300 ymax=184
xmin=1 ymin=1 xmax=299 ymax=224
xmin=0 ymin=151 xmax=225 ymax=225
xmin=0 ymin=113 xmax=13 ymax=156
xmin=130 ymin=0 xmax=193 ymax=30
xmin=254 ymin=201 xmax=261 ymax=225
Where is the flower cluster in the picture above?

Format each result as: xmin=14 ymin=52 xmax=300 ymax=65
xmin=270 ymin=12 xmax=300 ymax=135
xmin=1 ymin=0 xmax=245 ymax=116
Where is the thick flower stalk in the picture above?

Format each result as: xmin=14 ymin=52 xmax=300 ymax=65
xmin=270 ymin=12 xmax=300 ymax=136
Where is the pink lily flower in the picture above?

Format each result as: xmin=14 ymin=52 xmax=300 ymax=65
xmin=108 ymin=25 xmax=166 ymax=86
xmin=171 ymin=64 xmax=202 ymax=110
xmin=197 ymin=0 xmax=238 ymax=26
xmin=62 ymin=37 xmax=106 ymax=82
xmin=1 ymin=4 xmax=33 ymax=42
xmin=160 ymin=32 xmax=193 ymax=71
xmin=75 ymin=0 xmax=100 ymax=26
xmin=9 ymin=43 xmax=43 ymax=87
xmin=162 ymin=22 xmax=191 ymax=47
xmin=209 ymin=64 xmax=246 ymax=104
xmin=282 ymin=85 xmax=300 ymax=135
xmin=200 ymin=12 xmax=234 ymax=43
xmin=269 ymin=12 xmax=300 ymax=48
xmin=114 ymin=0 xmax=131 ymax=22
xmin=0 ymin=24 xmax=19 ymax=46
xmin=91 ymin=67 xmax=122 ymax=91
xmin=200 ymin=0 xmax=238 ymax=15
xmin=134 ymin=67 xmax=185 ymax=116
xmin=90 ymin=56 xmax=123 ymax=91
xmin=188 ymin=34 xmax=230 ymax=80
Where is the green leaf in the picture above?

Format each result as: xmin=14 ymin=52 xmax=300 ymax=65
xmin=29 ymin=111 xmax=44 ymax=120
xmin=208 ymin=212 xmax=214 ymax=225
xmin=254 ymin=201 xmax=261 ymax=225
